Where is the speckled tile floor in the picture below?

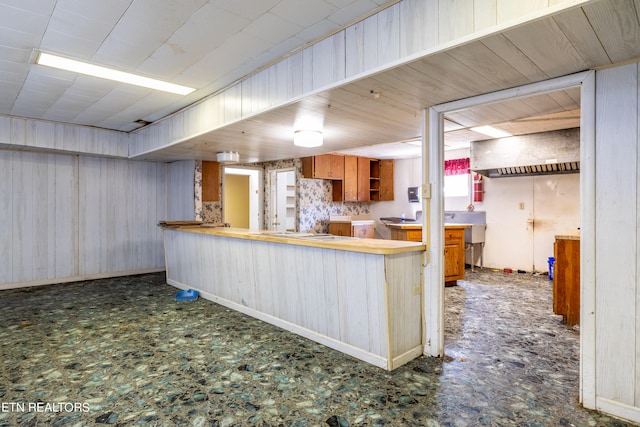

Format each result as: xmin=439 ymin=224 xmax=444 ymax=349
xmin=0 ymin=270 xmax=636 ymax=426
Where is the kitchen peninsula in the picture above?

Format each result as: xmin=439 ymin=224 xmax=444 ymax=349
xmin=160 ymin=225 xmax=426 ymax=370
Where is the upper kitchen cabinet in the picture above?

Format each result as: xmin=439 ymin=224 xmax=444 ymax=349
xmin=303 ymin=154 xmax=394 ymax=202
xmin=347 ymin=156 xmax=394 ymax=202
xmin=302 ymin=154 xmax=344 ymax=179
xmin=202 ymin=161 xmax=221 ymax=202
xmin=369 ymin=159 xmax=394 ymax=201
xmin=343 ymin=155 xmax=362 ymax=202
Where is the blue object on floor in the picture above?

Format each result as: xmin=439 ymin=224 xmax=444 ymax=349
xmin=175 ymin=289 xmax=199 ymax=301
xmin=548 ymin=257 xmax=555 ymax=281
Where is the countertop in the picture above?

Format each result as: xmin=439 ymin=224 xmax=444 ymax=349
xmin=161 ymin=225 xmax=425 ymax=255
xmin=555 ymin=231 xmax=580 ymax=240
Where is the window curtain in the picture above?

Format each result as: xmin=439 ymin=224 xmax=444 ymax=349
xmin=444 ymin=158 xmax=470 ymax=176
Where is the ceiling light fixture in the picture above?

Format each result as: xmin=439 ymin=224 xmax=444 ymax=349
xmin=216 ymin=151 xmax=240 ymax=163
xmin=470 ymin=125 xmax=512 ymax=138
xmin=293 ymin=130 xmax=323 ymax=147
xmin=36 ymin=51 xmax=196 ymax=96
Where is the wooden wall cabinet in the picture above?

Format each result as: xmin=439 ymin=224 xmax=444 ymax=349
xmin=368 ymin=159 xmax=394 ymax=201
xmin=343 ymin=155 xmax=359 ymax=201
xmin=378 ymin=159 xmax=394 ymax=201
xmin=202 ymin=161 xmax=221 ymax=202
xmin=302 ymin=154 xmax=344 ymax=179
xmin=444 ymin=227 xmax=465 ymax=285
xmin=303 ymin=155 xmax=393 ymax=203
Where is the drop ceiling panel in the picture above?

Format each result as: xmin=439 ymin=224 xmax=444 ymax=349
xmin=0 ymin=44 xmax=30 ymax=64
xmin=56 ymin=0 xmax=131 ymax=25
xmin=243 ymin=13 xmax=303 ymax=46
xmin=0 ymin=26 xmax=41 ymax=49
xmin=213 ymin=0 xmax=281 ymax=21
xmin=271 ymin=0 xmax=338 ymax=27
xmin=40 ymin=28 xmax=102 ymax=58
xmin=0 ymin=3 xmax=51 ymax=31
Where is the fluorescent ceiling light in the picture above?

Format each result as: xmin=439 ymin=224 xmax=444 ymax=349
xmin=294 ymin=130 xmax=323 ymax=147
xmin=471 ymin=125 xmax=512 ymax=138
xmin=36 ymin=52 xmax=195 ymax=96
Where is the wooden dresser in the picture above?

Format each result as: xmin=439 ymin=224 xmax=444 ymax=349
xmin=553 ymin=232 xmax=580 ymax=326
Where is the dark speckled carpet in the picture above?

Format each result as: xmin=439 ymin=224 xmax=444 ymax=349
xmin=0 ymin=269 xmax=635 ymax=426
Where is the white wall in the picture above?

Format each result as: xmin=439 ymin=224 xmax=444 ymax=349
xmin=0 ymin=150 xmax=173 ymax=289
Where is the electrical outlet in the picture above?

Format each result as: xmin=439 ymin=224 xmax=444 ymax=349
xmin=519 ymin=202 xmax=525 ymax=210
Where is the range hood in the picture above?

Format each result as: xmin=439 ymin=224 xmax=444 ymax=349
xmin=470 ymin=128 xmax=580 ymax=178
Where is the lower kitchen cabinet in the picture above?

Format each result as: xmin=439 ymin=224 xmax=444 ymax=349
xmin=444 ymin=227 xmax=465 ymax=286
xmin=329 ymin=220 xmax=374 ymax=238
xmin=390 ymin=227 xmax=421 ymax=242
xmin=389 ymin=224 xmax=468 ymax=285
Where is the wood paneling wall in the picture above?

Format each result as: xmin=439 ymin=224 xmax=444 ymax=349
xmin=167 ymin=160 xmax=196 ymax=220
xmin=129 ymin=0 xmax=576 ymax=158
xmin=0 ymin=150 xmax=170 ymax=289
xmin=594 ymin=63 xmax=640 ymax=421
xmin=0 ymin=115 xmax=128 ymax=157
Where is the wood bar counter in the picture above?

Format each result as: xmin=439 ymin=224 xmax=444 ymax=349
xmin=160 ymin=225 xmax=426 ymax=370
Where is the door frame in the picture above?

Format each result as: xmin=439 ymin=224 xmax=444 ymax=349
xmin=422 ymin=71 xmax=596 ymax=408
xmin=222 ymin=166 xmax=263 ymax=230
xmin=268 ymin=167 xmax=297 ymax=231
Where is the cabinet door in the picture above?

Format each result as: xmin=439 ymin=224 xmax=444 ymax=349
xmin=352 ymin=224 xmax=374 ymax=238
xmin=444 ymin=229 xmax=465 ymax=283
xmin=329 ymin=223 xmax=351 ymax=236
xmin=357 ymin=157 xmax=370 ymax=201
xmin=329 ymin=155 xmax=344 ymax=179
xmin=379 ymin=159 xmax=394 ymax=201
xmin=202 ymin=161 xmax=221 ymax=202
xmin=313 ymin=155 xmax=332 ymax=178
xmin=405 ymin=229 xmax=422 ymax=241
xmin=444 ymin=243 xmax=460 ymax=281
xmin=303 ymin=155 xmax=344 ymax=179
xmin=343 ymin=156 xmax=358 ymax=201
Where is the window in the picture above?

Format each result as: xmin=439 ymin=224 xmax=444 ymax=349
xmin=444 ymin=158 xmax=470 ymax=197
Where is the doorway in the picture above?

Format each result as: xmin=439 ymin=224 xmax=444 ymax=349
xmin=223 ymin=167 xmax=263 ymax=229
xmin=268 ymin=168 xmax=297 ymax=232
xmin=423 ymin=71 xmax=596 ymax=407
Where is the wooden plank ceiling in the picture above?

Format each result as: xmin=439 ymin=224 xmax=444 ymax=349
xmin=141 ymin=0 xmax=638 ymax=162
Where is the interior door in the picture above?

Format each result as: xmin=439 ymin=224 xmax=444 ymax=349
xmin=270 ymin=169 xmax=296 ymax=231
